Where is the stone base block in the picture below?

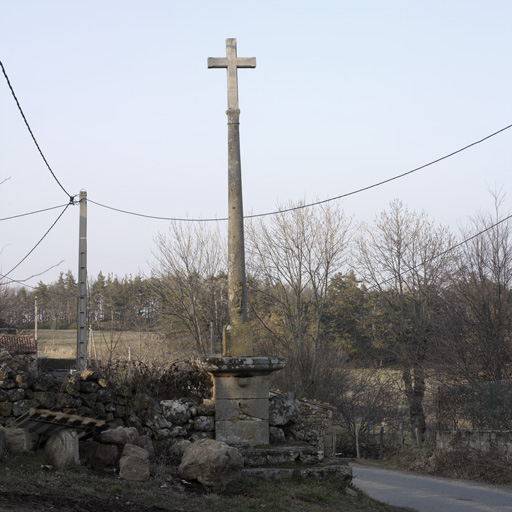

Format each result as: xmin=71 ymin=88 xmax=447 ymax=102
xmin=216 ymin=420 xmax=269 ymax=447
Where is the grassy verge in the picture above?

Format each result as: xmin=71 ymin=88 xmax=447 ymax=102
xmin=0 ymin=453 xmax=409 ymax=512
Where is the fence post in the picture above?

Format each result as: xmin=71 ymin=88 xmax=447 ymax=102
xmin=355 ymin=426 xmax=361 ymax=459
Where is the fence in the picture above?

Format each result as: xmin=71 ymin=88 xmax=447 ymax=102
xmin=0 ymin=335 xmax=38 ymax=355
xmin=437 ymin=380 xmax=512 ymax=431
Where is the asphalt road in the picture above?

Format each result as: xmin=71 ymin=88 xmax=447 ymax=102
xmin=351 ymin=462 xmax=512 ymax=512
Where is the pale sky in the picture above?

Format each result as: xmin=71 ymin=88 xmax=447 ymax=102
xmin=1 ymin=1 xmax=511 ymax=288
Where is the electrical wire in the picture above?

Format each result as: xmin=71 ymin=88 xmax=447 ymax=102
xmin=0 ymin=203 xmax=70 ymax=222
xmin=88 ymin=123 xmax=512 ymax=222
xmin=0 ymin=60 xmax=75 ymax=202
xmin=0 ymin=203 xmax=71 ymax=280
xmin=365 ymin=212 xmax=512 ymax=294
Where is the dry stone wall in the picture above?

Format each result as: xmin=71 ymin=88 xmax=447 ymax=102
xmin=0 ymin=351 xmax=215 ymax=446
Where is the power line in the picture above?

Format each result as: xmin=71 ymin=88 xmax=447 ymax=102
xmin=0 ymin=203 xmax=71 ymax=280
xmin=0 ymin=60 xmax=75 ymax=202
xmin=0 ymin=203 xmax=70 ymax=222
xmin=365 ymin=212 xmax=512 ymax=294
xmin=89 ymin=123 xmax=512 ymax=223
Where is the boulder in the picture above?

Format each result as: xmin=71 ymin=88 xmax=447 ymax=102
xmin=269 ymin=393 xmax=300 ymax=427
xmin=119 ymin=444 xmax=150 ymax=482
xmin=179 ymin=439 xmax=243 ymax=492
xmin=80 ymin=440 xmax=119 ymax=471
xmin=98 ymin=426 xmax=139 ymax=446
xmin=45 ymin=429 xmax=80 ymax=469
xmin=5 ymin=428 xmax=38 ymax=453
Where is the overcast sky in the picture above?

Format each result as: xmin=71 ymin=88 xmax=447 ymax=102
xmin=1 ymin=1 xmax=511 ymax=288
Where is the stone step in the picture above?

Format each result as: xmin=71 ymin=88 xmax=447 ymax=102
xmin=242 ymin=463 xmax=352 ymax=481
xmin=240 ymin=443 xmax=323 ymax=467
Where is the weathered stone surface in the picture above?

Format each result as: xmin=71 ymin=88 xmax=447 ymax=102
xmin=0 ymin=380 xmax=16 ymax=389
xmin=5 ymin=428 xmax=39 ymax=453
xmin=80 ymin=440 xmax=119 ymax=471
xmin=214 ymin=375 xmax=269 ymax=400
xmin=15 ymin=372 xmax=34 ymax=389
xmin=193 ymin=416 xmax=214 ymax=432
xmin=12 ymin=399 xmax=37 ymax=417
xmin=160 ymin=400 xmax=190 ymax=425
xmin=99 ymin=426 xmax=138 ymax=446
xmin=269 ymin=426 xmax=285 ymax=444
xmin=144 ymin=413 xmax=172 ymax=431
xmin=198 ymin=399 xmax=215 ymax=416
xmin=63 ymin=375 xmax=81 ymax=397
xmin=80 ymin=381 xmax=99 ymax=394
xmin=56 ymin=393 xmax=81 ymax=409
xmin=0 ymin=402 xmax=12 ymax=417
xmin=45 ymin=429 xmax=80 ymax=469
xmin=179 ymin=439 xmax=243 ymax=492
xmin=0 ymin=427 xmax=7 ymax=460
xmin=269 ymin=394 xmax=300 ymax=427
xmin=33 ymin=391 xmax=57 ymax=409
xmin=216 ymin=419 xmax=268 ymax=447
xmin=7 ymin=388 xmax=25 ymax=402
xmin=135 ymin=435 xmax=155 ymax=459
xmin=32 ymin=375 xmax=55 ymax=392
xmin=0 ymin=364 xmax=12 ymax=380
xmin=168 ymin=426 xmax=188 ymax=438
xmin=119 ymin=444 xmax=150 ymax=482
xmin=168 ymin=439 xmax=191 ymax=459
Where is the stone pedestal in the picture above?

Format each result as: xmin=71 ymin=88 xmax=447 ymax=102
xmin=201 ymin=356 xmax=285 ymax=447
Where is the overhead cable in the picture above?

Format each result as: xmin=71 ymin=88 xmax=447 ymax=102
xmin=0 ymin=203 xmax=70 ymax=222
xmin=0 ymin=60 xmax=75 ymax=202
xmin=89 ymin=123 xmax=512 ymax=222
xmin=0 ymin=203 xmax=71 ymax=280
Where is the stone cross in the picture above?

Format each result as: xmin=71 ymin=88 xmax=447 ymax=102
xmin=208 ymin=38 xmax=255 ymax=357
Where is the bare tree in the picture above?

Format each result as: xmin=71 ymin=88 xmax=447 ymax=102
xmin=356 ymin=199 xmax=455 ymax=441
xmin=151 ymin=221 xmax=226 ymax=357
xmin=247 ymin=201 xmax=352 ymax=397
xmin=441 ymin=190 xmax=512 ymax=382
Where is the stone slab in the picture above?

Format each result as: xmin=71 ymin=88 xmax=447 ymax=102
xmin=216 ymin=419 xmax=269 ymax=446
xmin=214 ymin=375 xmax=269 ymax=400
xmin=216 ymin=399 xmax=269 ymax=421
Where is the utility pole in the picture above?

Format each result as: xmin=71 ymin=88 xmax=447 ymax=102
xmin=76 ymin=189 xmax=87 ymax=370
xmin=34 ymin=296 xmax=38 ymax=352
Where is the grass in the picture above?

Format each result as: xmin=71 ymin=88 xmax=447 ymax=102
xmin=36 ymin=328 xmax=169 ymax=361
xmin=0 ymin=452 xmax=410 ymax=512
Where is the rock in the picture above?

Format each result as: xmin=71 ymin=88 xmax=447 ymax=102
xmin=144 ymin=413 xmax=172 ymax=430
xmin=168 ymin=439 xmax=191 ymax=459
xmin=80 ymin=440 xmax=119 ymax=471
xmin=80 ymin=381 xmax=99 ymax=393
xmin=0 ymin=364 xmax=12 ymax=380
xmin=99 ymin=426 xmax=138 ymax=446
xmin=270 ymin=426 xmax=286 ymax=444
xmin=33 ymin=391 xmax=57 ymax=409
xmin=63 ymin=375 xmax=81 ymax=397
xmin=5 ymin=428 xmax=39 ymax=453
xmin=0 ymin=402 xmax=12 ymax=417
xmin=12 ymin=399 xmax=37 ymax=417
xmin=168 ymin=426 xmax=188 ymax=438
xmin=269 ymin=393 xmax=300 ymax=427
xmin=33 ymin=375 xmax=56 ymax=392
xmin=0 ymin=427 xmax=7 ymax=460
xmin=119 ymin=444 xmax=150 ymax=482
xmin=7 ymin=388 xmax=25 ymax=402
xmin=179 ymin=439 xmax=243 ymax=492
xmin=135 ymin=435 xmax=155 ymax=459
xmin=45 ymin=429 xmax=80 ymax=469
xmin=193 ymin=416 xmax=214 ymax=432
xmin=161 ymin=400 xmax=190 ymax=425
xmin=197 ymin=399 xmax=215 ymax=416
xmin=15 ymin=372 xmax=34 ymax=389
xmin=0 ymin=380 xmax=16 ymax=389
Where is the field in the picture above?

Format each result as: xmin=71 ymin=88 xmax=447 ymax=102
xmin=36 ymin=329 xmax=179 ymax=362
